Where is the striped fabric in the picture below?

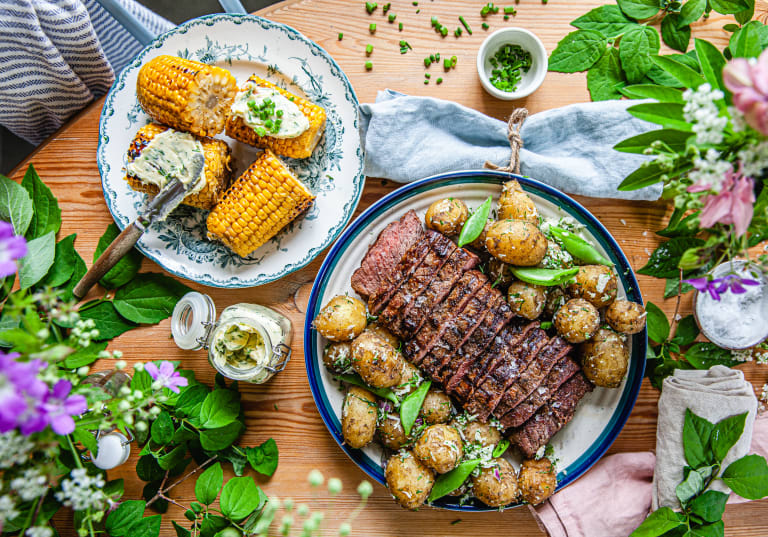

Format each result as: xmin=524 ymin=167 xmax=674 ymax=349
xmin=0 ymin=0 xmax=172 ymax=145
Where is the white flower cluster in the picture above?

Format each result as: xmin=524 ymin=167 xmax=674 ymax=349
xmin=55 ymin=468 xmax=106 ymax=511
xmin=71 ymin=319 xmax=99 ymax=348
xmin=26 ymin=527 xmax=53 ymax=537
xmin=738 ymin=140 xmax=768 ymax=178
xmin=731 ymin=348 xmax=754 ymax=362
xmin=0 ymin=431 xmax=35 ymax=469
xmin=683 ymin=84 xmax=727 ymax=145
xmin=0 ymin=493 xmax=19 ymax=523
xmin=729 ymin=106 xmax=748 ymax=133
xmin=688 ymin=149 xmax=732 ymax=191
xmin=10 ymin=468 xmax=48 ymax=501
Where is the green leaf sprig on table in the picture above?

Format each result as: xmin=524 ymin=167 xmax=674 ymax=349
xmin=630 ymin=408 xmax=768 ymax=537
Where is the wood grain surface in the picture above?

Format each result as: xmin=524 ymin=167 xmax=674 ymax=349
xmin=10 ymin=1 xmax=768 ymax=535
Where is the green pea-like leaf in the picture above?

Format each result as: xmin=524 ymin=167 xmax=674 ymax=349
xmin=401 ymin=380 xmax=431 ymax=436
xmin=428 ymin=459 xmax=482 ymax=502
xmin=195 ymin=462 xmax=224 ymax=505
xmin=219 ymin=477 xmax=264 ymax=521
xmin=644 ymin=301 xmax=669 ymax=343
xmin=457 ymin=196 xmax=492 ymax=248
xmin=620 ymin=26 xmax=660 ymax=83
xmin=722 ymin=454 xmax=768 ymax=500
xmin=548 ymin=30 xmax=607 ymax=73
xmin=587 ymin=47 xmax=625 ymax=101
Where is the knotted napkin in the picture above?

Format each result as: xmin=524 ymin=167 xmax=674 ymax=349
xmin=360 ymin=89 xmax=661 ymax=201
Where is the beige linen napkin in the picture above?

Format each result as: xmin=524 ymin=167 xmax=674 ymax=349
xmin=652 ymin=365 xmax=758 ymax=510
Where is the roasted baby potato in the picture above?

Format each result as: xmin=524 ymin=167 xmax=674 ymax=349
xmin=537 ymin=240 xmax=573 ymax=270
xmin=554 ymin=298 xmax=600 ymax=344
xmin=488 ymin=258 xmax=515 ymax=289
xmin=485 ymin=220 xmax=547 ymax=266
xmin=543 ymin=287 xmax=568 ymax=319
xmin=498 ymin=180 xmax=538 ymax=224
xmin=518 ymin=458 xmax=557 ymax=505
xmin=420 ymin=389 xmax=453 ymax=425
xmin=394 ymin=361 xmax=423 ymax=397
xmin=507 ymin=281 xmax=547 ymax=320
xmin=365 ymin=322 xmax=400 ymax=348
xmin=566 ymin=265 xmax=618 ymax=309
xmin=385 ymin=450 xmax=435 ymax=510
xmin=425 ymin=198 xmax=469 ymax=236
xmin=472 ymin=458 xmax=520 ymax=507
xmin=469 ymin=220 xmax=493 ymax=251
xmin=378 ymin=412 xmax=409 ymax=450
xmin=452 ymin=419 xmax=502 ymax=448
xmin=351 ymin=331 xmax=404 ymax=388
xmin=314 ymin=295 xmax=367 ymax=342
xmin=341 ymin=386 xmax=378 ymax=448
xmin=580 ymin=328 xmax=629 ymax=388
xmin=605 ymin=299 xmax=647 ymax=335
xmin=413 ymin=424 xmax=463 ymax=474
xmin=322 ymin=342 xmax=352 ymax=374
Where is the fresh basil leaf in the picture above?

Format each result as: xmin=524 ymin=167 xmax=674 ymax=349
xmin=18 ymin=231 xmax=55 ymax=289
xmin=620 ymin=84 xmax=685 ymax=103
xmin=690 ymin=520 xmax=725 ymax=537
xmin=627 ymin=102 xmax=692 ymax=131
xmin=173 ymin=424 xmax=197 ymax=444
xmin=685 ymin=342 xmax=739 ymax=370
xmin=676 ymin=464 xmax=705 ymax=504
xmin=617 ymin=0 xmax=661 ymax=19
xmin=629 ymin=506 xmax=685 ymax=537
xmin=618 ymin=159 xmax=693 ymax=191
xmin=679 ymin=0 xmax=707 ymax=27
xmin=729 ymin=21 xmax=764 ymax=58
xmin=62 ymin=341 xmax=108 ymax=369
xmin=401 ymin=380 xmax=431 ymax=436
xmin=646 ymin=62 xmax=685 ymax=87
xmin=711 ymin=412 xmax=747 ymax=463
xmin=40 ymin=234 xmax=77 ymax=288
xmin=676 ymin=50 xmax=702 ymax=72
xmin=0 ymin=173 xmax=33 ymax=236
xmin=662 ymin=14 xmax=691 ymax=52
xmin=694 ymin=39 xmax=727 ymax=94
xmin=549 ymin=30 xmax=607 ymax=73
xmin=246 ymin=438 xmax=279 ymax=476
xmin=650 ymin=55 xmax=705 ymax=88
xmin=588 ymin=47 xmax=626 ymax=100
xmin=683 ymin=408 xmax=715 ymax=468
xmin=688 ymin=490 xmax=728 ymax=524
xmin=571 ymin=5 xmax=638 ymax=37
xmin=150 ymin=410 xmax=175 ymax=446
xmin=176 ymin=384 xmax=210 ymax=418
xmin=199 ymin=389 xmax=240 ymax=429
xmin=94 ymin=223 xmax=143 ymax=289
xmin=671 ymin=315 xmax=699 ymax=346
xmin=638 ymin=238 xmax=704 ymax=278
xmin=620 ymin=26 xmax=661 ymax=82
xmin=735 ymin=0 xmax=755 ymax=24
xmin=722 ymin=454 xmax=768 ymax=499
xmin=199 ymin=421 xmax=244 ymax=451
xmin=710 ymin=0 xmax=750 ymax=14
xmin=644 ymin=301 xmax=669 ymax=343
xmin=195 ymin=462 xmax=224 ymax=505
xmin=113 ymin=272 xmax=191 ymax=324
xmin=614 ymin=129 xmax=691 ymax=154
xmin=105 ymin=500 xmax=146 ymax=536
xmin=428 ymin=459 xmax=482 ymax=502
xmin=78 ymin=301 xmax=137 ymax=341
xmin=220 ymin=477 xmax=264 ymax=521
xmin=21 ymin=164 xmax=61 ymax=240
xmin=457 ymin=196 xmax=492 ymax=248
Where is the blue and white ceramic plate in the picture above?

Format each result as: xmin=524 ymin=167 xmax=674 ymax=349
xmin=305 ymin=171 xmax=647 ymax=511
xmin=98 ymin=15 xmax=363 ymax=288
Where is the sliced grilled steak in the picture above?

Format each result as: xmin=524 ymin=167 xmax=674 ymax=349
xmin=493 ymin=336 xmax=572 ymax=419
xmin=351 ymin=210 xmax=423 ymax=300
xmin=400 ymin=247 xmax=479 ymax=338
xmin=378 ymin=233 xmax=457 ymax=336
xmin=405 ymin=270 xmax=487 ymax=365
xmin=508 ymin=373 xmax=594 ymax=458
xmin=499 ymin=356 xmax=580 ymax=428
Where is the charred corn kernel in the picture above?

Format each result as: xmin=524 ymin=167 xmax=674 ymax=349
xmin=206 ymin=149 xmax=315 ymax=256
xmin=136 ymin=55 xmax=237 ymax=137
xmin=225 ymin=75 xmax=326 ymax=159
xmin=124 ymin=122 xmax=233 ymax=210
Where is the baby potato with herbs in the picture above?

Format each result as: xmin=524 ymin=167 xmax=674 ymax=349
xmin=425 ymin=198 xmax=468 ymax=236
xmin=378 ymin=412 xmax=409 ymax=450
xmin=322 ymin=342 xmax=352 ymax=374
xmin=365 ymin=322 xmax=400 ymax=348
xmin=351 ymin=331 xmax=404 ymax=388
xmin=413 ymin=424 xmax=463 ymax=474
xmin=341 ymin=386 xmax=378 ymax=448
xmin=420 ymin=389 xmax=453 ymax=425
xmin=452 ymin=419 xmax=502 ymax=448
xmin=566 ymin=265 xmax=618 ymax=309
xmin=605 ymin=299 xmax=647 ymax=335
xmin=498 ymin=180 xmax=538 ymax=224
xmin=580 ymin=328 xmax=629 ymax=388
xmin=507 ymin=281 xmax=547 ymax=320
xmin=314 ymin=295 xmax=367 ymax=342
xmin=472 ymin=458 xmax=520 ymax=507
xmin=485 ymin=220 xmax=548 ymax=266
xmin=543 ymin=287 xmax=568 ymax=319
xmin=518 ymin=458 xmax=558 ymax=505
xmin=554 ymin=298 xmax=600 ymax=343
xmin=385 ymin=450 xmax=435 ymax=510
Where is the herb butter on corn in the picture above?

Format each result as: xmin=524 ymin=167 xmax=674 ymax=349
xmin=230 ymin=83 xmax=309 ymax=139
xmin=125 ymin=129 xmax=206 ymax=194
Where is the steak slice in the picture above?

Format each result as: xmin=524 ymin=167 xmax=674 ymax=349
xmin=493 ymin=336 xmax=571 ymax=419
xmin=508 ymin=373 xmax=594 ymax=458
xmin=400 ymin=247 xmax=479 ymax=338
xmin=499 ymin=355 xmax=580 ymax=428
xmin=405 ymin=270 xmax=487 ymax=365
xmin=351 ymin=210 xmax=423 ymax=300
xmin=378 ymin=232 xmax=457 ymax=337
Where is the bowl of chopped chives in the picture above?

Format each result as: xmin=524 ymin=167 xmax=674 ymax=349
xmin=476 ymin=27 xmax=547 ymax=100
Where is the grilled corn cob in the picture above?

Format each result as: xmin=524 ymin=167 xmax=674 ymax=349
xmin=125 ymin=123 xmax=233 ymax=211
xmin=206 ymin=149 xmax=315 ymax=256
xmin=225 ymin=75 xmax=326 ymax=159
xmin=136 ymin=55 xmax=237 ymax=137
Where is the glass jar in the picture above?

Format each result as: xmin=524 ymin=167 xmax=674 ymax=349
xmin=170 ymin=292 xmax=292 ymax=383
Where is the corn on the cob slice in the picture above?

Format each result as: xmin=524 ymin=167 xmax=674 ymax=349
xmin=136 ymin=55 xmax=238 ymax=137
xmin=206 ymin=149 xmax=315 ymax=257
xmin=225 ymin=75 xmax=326 ymax=159
xmin=124 ymin=123 xmax=233 ymax=211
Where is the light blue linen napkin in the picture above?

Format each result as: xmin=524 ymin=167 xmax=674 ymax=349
xmin=360 ymin=89 xmax=661 ymax=201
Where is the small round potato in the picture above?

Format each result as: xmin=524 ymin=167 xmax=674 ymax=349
xmin=605 ymin=300 xmax=647 ymax=335
xmin=323 ymin=342 xmax=353 ymax=374
xmin=518 ymin=458 xmax=558 ymax=505
xmin=341 ymin=386 xmax=378 ymax=449
xmin=554 ymin=298 xmax=600 ymax=344
xmin=507 ymin=281 xmax=547 ymax=320
xmin=379 ymin=413 xmax=409 ymax=450
xmin=485 ymin=220 xmax=548 ymax=267
xmin=314 ymin=295 xmax=367 ymax=342
xmin=581 ymin=328 xmax=629 ymax=388
xmin=537 ymin=240 xmax=573 ymax=270
xmin=543 ymin=287 xmax=568 ymax=319
xmin=498 ymin=180 xmax=538 ymax=224
xmin=351 ymin=331 xmax=404 ymax=388
xmin=452 ymin=419 xmax=502 ymax=448
xmin=469 ymin=220 xmax=493 ymax=251
xmin=488 ymin=258 xmax=515 ymax=289
xmin=394 ymin=361 xmax=423 ymax=397
xmin=471 ymin=458 xmax=520 ymax=508
xmin=566 ymin=265 xmax=618 ymax=309
xmin=420 ymin=389 xmax=453 ymax=425
xmin=365 ymin=322 xmax=400 ymax=348
xmin=425 ymin=198 xmax=469 ymax=236
xmin=413 ymin=424 xmax=463 ymax=474
xmin=385 ymin=450 xmax=435 ymax=510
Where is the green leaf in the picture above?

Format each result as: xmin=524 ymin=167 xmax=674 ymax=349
xmin=658 ymin=211 xmax=701 ymax=238
xmin=157 ymin=445 xmax=187 ymax=470
xmin=18 ymin=231 xmax=55 ymax=289
xmin=647 ymin=63 xmax=685 ymax=87
xmin=60 ymin=249 xmax=86 ymax=301
xmin=650 ymin=55 xmax=705 ymax=88
xmin=549 ymin=30 xmax=607 ymax=73
xmin=678 ymin=246 xmax=711 ymax=271
xmin=676 ymin=465 xmax=704 ymax=504
xmin=94 ymin=223 xmax=143 ymax=289
xmin=735 ymin=0 xmax=755 ymax=24
xmin=78 ymin=301 xmax=137 ymax=340
xmin=620 ymin=84 xmax=685 ymax=103
xmin=219 ymin=477 xmax=264 ymax=521
xmin=218 ymin=446 xmax=249 ymax=476
xmin=617 ymin=0 xmax=661 ymax=19
xmin=614 ymin=129 xmax=691 ymax=154
xmin=199 ymin=421 xmax=244 ymax=451
xmin=711 ymin=412 xmax=747 ymax=462
xmin=618 ymin=159 xmax=693 ymax=191
xmin=105 ymin=500 xmax=146 ymax=536
xmin=172 ymin=521 xmax=192 ymax=537
xmin=683 ymin=408 xmax=715 ymax=468
xmin=129 ymin=515 xmax=161 ymax=537
xmin=629 ymin=506 xmax=685 ymax=537
xmin=63 ymin=341 xmax=108 ymax=369
xmin=710 ymin=0 xmax=750 ymax=14
xmin=0 ymin=173 xmax=33 ymax=236
xmin=40 ymin=234 xmax=77 ymax=287
xmin=401 ymin=380 xmax=432 ymax=436
xmin=571 ymin=5 xmax=638 ymax=37
xmin=245 ymin=438 xmax=279 ymax=476
xmin=457 ymin=196 xmax=492 ymax=248
xmin=199 ymin=389 xmax=240 ymax=429
xmin=671 ymin=315 xmax=699 ymax=346
xmin=662 ymin=14 xmax=691 ymax=52
xmin=694 ymin=39 xmax=727 ymax=94
xmin=73 ymin=426 xmax=99 ymax=455
xmin=136 ymin=454 xmax=165 ymax=482
xmin=730 ymin=21 xmax=764 ymax=58
xmin=588 ymin=47 xmax=626 ymax=100
xmin=21 ymin=164 xmax=60 ymax=240
xmin=685 ymin=342 xmax=739 ymax=369
xmin=679 ymin=0 xmax=707 ymax=27
xmin=113 ymin=272 xmax=191 ymax=324
xmin=620 ymin=26 xmax=661 ymax=82
xmin=689 ymin=490 xmax=728 ymax=523
xmin=429 ymin=459 xmax=482 ymax=502
xmin=132 ymin=368 xmax=152 ymax=393
xmin=722 ymin=454 xmax=768 ymax=499
xmin=690 ymin=521 xmax=725 ymax=537
xmin=638 ymin=238 xmax=704 ymax=278
xmin=665 ymin=277 xmax=695 ymax=298
xmin=645 ymin=301 xmax=670 ymax=343
xmin=627 ymin=102 xmax=692 ymax=131
xmin=176 ymin=384 xmax=210 ymax=418
xmin=200 ymin=515 xmax=229 ymax=537
xmin=151 ymin=411 xmax=175 ymax=445
xmin=195 ymin=462 xmax=224 ymax=505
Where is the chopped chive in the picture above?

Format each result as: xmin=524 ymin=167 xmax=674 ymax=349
xmin=365 ymin=1 xmax=377 ymax=13
xmin=504 ymin=14 xmax=509 ymax=20
xmin=439 ymin=26 xmax=448 ymax=36
xmin=338 ymin=32 xmax=343 ymax=40
xmin=366 ymin=44 xmax=374 ymax=55
xmin=504 ymin=6 xmax=516 ymax=14
xmin=451 ymin=55 xmax=458 ymax=66
xmin=383 ymin=2 xmax=390 ymax=12
xmin=365 ymin=61 xmax=373 ymax=70
xmin=444 ymin=58 xmax=451 ymax=69
xmin=276 ymin=109 xmax=284 ymax=117
xmin=424 ymin=57 xmax=432 ymax=67
xmin=482 ymin=22 xmax=489 ymax=29
xmin=399 ymin=22 xmax=403 ymax=31
xmin=388 ymin=12 xmax=396 ymax=22
xmin=436 ymin=77 xmax=443 ymax=84
xmin=416 ymin=8 xmax=420 ymax=13
xmin=425 ymin=73 xmax=431 ymax=78
xmin=454 ymin=27 xmax=462 ymax=37
xmin=424 ymin=79 xmax=429 ymax=84
xmin=369 ymin=23 xmax=376 ymax=33
xmin=412 ymin=1 xmax=418 ymax=4
xmin=435 ymin=52 xmax=440 ymax=60
xmin=542 ymin=0 xmax=548 ymax=3
xmin=431 ymin=16 xmax=439 ymax=27
xmin=459 ymin=16 xmax=472 ymax=34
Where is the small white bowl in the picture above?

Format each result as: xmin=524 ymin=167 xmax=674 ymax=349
xmin=476 ymin=27 xmax=548 ymax=100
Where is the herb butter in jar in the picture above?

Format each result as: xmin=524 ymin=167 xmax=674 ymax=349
xmin=171 ymin=292 xmax=292 ymax=383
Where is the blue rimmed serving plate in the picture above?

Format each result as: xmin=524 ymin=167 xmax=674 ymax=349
xmin=304 ymin=170 xmax=646 ymax=511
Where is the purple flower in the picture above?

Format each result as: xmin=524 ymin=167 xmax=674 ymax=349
xmin=42 ymin=380 xmax=87 ymax=435
xmin=0 ymin=353 xmax=47 ymax=434
xmin=145 ymin=361 xmax=188 ymax=393
xmin=0 ymin=220 xmax=27 ymax=277
xmin=684 ymin=274 xmax=760 ymax=301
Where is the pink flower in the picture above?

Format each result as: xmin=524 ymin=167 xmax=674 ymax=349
xmin=145 ymin=361 xmax=188 ymax=393
xmin=42 ymin=380 xmax=87 ymax=435
xmin=690 ymin=166 xmax=755 ymax=236
xmin=723 ymin=49 xmax=768 ymax=135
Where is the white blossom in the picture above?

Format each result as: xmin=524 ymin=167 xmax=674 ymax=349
xmin=71 ymin=319 xmax=99 ymax=348
xmin=683 ymin=84 xmax=727 ymax=145
xmin=26 ymin=527 xmax=53 ymax=537
xmin=729 ymin=106 xmax=748 ymax=133
xmin=54 ymin=468 xmax=106 ymax=511
xmin=731 ymin=348 xmax=754 ymax=362
xmin=688 ymin=149 xmax=732 ymax=191
xmin=10 ymin=468 xmax=48 ymax=501
xmin=0 ymin=494 xmax=19 ymax=522
xmin=0 ymin=431 xmax=35 ymax=469
xmin=738 ymin=140 xmax=768 ymax=178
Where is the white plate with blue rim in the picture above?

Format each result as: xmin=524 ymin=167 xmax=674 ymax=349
xmin=304 ymin=170 xmax=647 ymax=511
xmin=98 ymin=14 xmax=364 ymax=288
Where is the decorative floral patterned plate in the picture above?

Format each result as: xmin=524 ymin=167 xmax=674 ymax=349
xmin=98 ymin=14 xmax=363 ymax=288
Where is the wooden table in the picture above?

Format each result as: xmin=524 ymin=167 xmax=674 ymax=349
xmin=12 ymin=1 xmax=768 ymax=535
